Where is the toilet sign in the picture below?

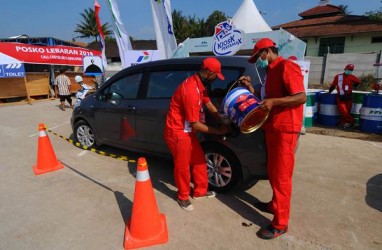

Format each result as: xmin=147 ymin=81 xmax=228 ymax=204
xmin=83 ymin=55 xmax=103 ymax=76
xmin=0 ymin=63 xmax=25 ymax=78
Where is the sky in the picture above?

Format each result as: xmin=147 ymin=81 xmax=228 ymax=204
xmin=0 ymin=0 xmax=381 ymax=42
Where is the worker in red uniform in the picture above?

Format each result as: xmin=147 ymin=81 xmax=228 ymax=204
xmin=329 ymin=64 xmax=361 ymax=128
xmin=245 ymin=38 xmax=306 ymax=239
xmin=164 ymin=57 xmax=229 ymax=211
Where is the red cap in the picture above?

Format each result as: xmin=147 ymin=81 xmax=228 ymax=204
xmin=248 ymin=38 xmax=276 ymax=63
xmin=202 ymin=57 xmax=225 ymax=80
xmin=344 ymin=64 xmax=354 ymax=71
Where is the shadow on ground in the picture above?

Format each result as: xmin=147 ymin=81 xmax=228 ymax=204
xmin=366 ymin=173 xmax=382 ymax=212
xmin=216 ymin=190 xmax=270 ymax=228
xmin=61 ymin=142 xmax=271 ymax=229
xmin=61 ymin=161 xmax=134 ymax=226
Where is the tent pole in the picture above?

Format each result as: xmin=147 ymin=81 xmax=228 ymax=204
xmin=23 ymin=76 xmax=32 ymax=104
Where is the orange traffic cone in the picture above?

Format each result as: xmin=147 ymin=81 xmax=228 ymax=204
xmin=124 ymin=157 xmax=168 ymax=249
xmin=33 ymin=123 xmax=64 ymax=175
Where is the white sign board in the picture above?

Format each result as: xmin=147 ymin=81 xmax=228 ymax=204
xmin=83 ymin=55 xmax=103 ymax=76
xmin=124 ymin=50 xmax=161 ymax=68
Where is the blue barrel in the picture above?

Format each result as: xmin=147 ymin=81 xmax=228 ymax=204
xmin=313 ymin=91 xmax=320 ymax=123
xmin=359 ymin=94 xmax=382 ymax=134
xmin=318 ymin=92 xmax=341 ymax=126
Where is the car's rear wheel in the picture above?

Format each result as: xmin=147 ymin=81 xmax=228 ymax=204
xmin=202 ymin=143 xmax=242 ymax=193
xmin=74 ymin=120 xmax=97 ymax=148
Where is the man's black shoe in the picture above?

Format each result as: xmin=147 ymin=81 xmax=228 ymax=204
xmin=253 ymin=201 xmax=273 ymax=214
xmin=256 ymin=224 xmax=287 ymax=240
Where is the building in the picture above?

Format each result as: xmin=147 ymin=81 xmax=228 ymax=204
xmin=273 ymin=0 xmax=382 ymax=56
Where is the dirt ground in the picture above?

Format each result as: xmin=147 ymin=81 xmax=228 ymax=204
xmin=306 ymin=125 xmax=382 ymax=142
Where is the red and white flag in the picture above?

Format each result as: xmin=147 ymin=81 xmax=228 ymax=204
xmin=95 ymin=0 xmax=107 ymax=71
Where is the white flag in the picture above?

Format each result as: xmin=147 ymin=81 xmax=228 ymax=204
xmin=106 ymin=0 xmax=133 ymax=69
xmin=150 ymin=0 xmax=177 ymax=59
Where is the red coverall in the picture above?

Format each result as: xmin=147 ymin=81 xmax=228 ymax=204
xmin=330 ymin=73 xmax=361 ymax=126
xmin=164 ymin=74 xmax=210 ymax=201
xmin=262 ymin=57 xmax=305 ymax=230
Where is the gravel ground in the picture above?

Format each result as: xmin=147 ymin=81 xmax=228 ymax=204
xmin=306 ymin=125 xmax=382 ymax=142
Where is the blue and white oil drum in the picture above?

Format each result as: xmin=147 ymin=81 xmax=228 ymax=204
xmin=359 ymin=94 xmax=382 ymax=134
xmin=318 ymin=92 xmax=341 ymax=126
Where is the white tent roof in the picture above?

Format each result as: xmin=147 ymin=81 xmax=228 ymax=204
xmin=232 ymin=0 xmax=272 ymax=33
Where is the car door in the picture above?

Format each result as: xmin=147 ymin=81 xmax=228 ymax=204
xmin=134 ymin=68 xmax=197 ymax=154
xmin=93 ymin=73 xmax=142 ymax=149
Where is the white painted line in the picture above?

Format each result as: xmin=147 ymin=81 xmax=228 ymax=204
xmin=49 ymin=121 xmax=70 ymax=130
xmin=28 ymin=121 xmax=70 ymax=137
xmin=78 ymin=150 xmax=88 ymax=157
xmin=368 ymin=141 xmax=382 ymax=149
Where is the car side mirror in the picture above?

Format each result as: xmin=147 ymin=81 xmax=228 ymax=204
xmin=106 ymin=92 xmax=123 ymax=105
xmin=97 ymin=93 xmax=105 ymax=101
xmin=108 ymin=99 xmax=121 ymax=105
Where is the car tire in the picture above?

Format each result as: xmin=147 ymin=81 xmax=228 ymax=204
xmin=202 ymin=143 xmax=242 ymax=193
xmin=74 ymin=120 xmax=98 ymax=148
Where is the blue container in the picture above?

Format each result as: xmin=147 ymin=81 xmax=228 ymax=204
xmin=318 ymin=92 xmax=341 ymax=126
xmin=359 ymin=94 xmax=382 ymax=134
xmin=222 ymin=87 xmax=269 ymax=133
xmin=313 ymin=91 xmax=320 ymax=122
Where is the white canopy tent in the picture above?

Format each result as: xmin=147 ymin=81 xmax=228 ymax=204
xmin=232 ymin=0 xmax=272 ymax=33
xmin=172 ymin=29 xmax=306 ymax=61
xmin=172 ymin=0 xmax=306 ymax=60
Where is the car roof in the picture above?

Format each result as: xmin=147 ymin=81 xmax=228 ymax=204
xmin=135 ymin=55 xmax=251 ymax=68
xmin=108 ymin=56 xmax=251 ymax=81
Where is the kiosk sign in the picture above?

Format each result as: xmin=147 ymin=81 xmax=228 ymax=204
xmin=213 ymin=20 xmax=244 ymax=56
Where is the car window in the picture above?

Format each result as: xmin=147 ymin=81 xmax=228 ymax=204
xmin=103 ymin=73 xmax=142 ymax=99
xmin=209 ymin=69 xmax=243 ymax=98
xmin=146 ymin=70 xmax=195 ymax=98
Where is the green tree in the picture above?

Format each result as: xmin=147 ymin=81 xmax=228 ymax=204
xmin=365 ymin=0 xmax=382 ymax=21
xmin=203 ymin=11 xmax=229 ymax=36
xmin=338 ymin=4 xmax=351 ymax=15
xmin=74 ymin=8 xmax=113 ymax=42
xmin=172 ymin=9 xmax=229 ymax=42
xmin=172 ymin=10 xmax=189 ymax=42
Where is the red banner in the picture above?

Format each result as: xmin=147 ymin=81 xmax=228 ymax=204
xmin=0 ymin=42 xmax=101 ymax=66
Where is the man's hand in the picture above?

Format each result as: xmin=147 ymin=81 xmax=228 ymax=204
xmin=259 ymin=99 xmax=274 ymax=111
xmin=238 ymin=75 xmax=254 ymax=94
xmin=238 ymin=76 xmax=251 ymax=87
xmin=218 ymin=124 xmax=231 ymax=135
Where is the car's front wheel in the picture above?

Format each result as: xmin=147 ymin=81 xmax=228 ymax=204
xmin=74 ymin=120 xmax=97 ymax=148
xmin=203 ymin=143 xmax=242 ymax=193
